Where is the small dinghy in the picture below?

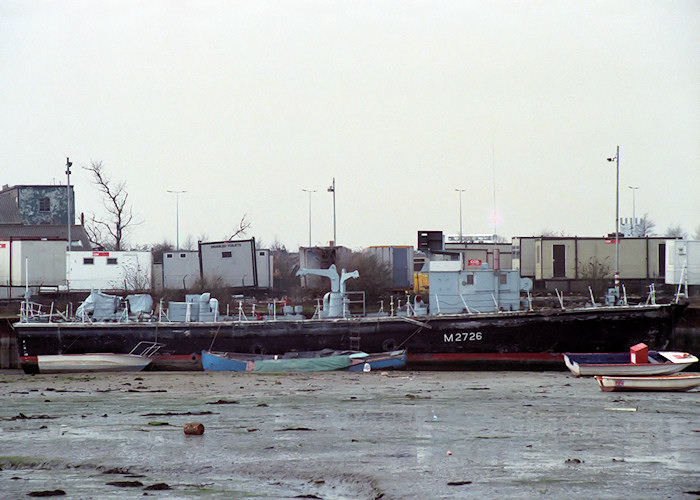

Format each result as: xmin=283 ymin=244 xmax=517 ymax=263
xmin=595 ymin=373 xmax=700 ymax=392
xmin=202 ymin=349 xmax=407 ymax=372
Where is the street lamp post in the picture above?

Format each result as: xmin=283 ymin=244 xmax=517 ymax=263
xmin=167 ymin=190 xmax=187 ymax=250
xmin=607 ymin=146 xmax=620 ymax=293
xmin=628 ymin=185 xmax=639 ymax=237
xmin=302 ymin=189 xmax=316 ymax=247
xmin=328 ymin=178 xmax=336 ymax=246
xmin=65 ymin=157 xmax=72 ymax=252
xmin=455 ymin=188 xmax=466 ymax=243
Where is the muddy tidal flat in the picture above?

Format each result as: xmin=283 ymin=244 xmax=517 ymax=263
xmin=1 ymin=370 xmax=699 ymax=499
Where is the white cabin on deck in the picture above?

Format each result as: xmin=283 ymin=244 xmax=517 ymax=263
xmin=427 ymin=260 xmax=529 ymax=314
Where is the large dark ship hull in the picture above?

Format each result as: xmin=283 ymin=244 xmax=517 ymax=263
xmin=15 ymin=302 xmax=687 ymax=372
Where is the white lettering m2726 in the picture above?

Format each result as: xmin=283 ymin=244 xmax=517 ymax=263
xmin=443 ymin=332 xmax=483 ymax=343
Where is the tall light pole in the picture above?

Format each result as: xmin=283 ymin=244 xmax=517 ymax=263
xmin=302 ymin=189 xmax=316 ymax=247
xmin=455 ymin=188 xmax=466 ymax=243
xmin=607 ymin=146 xmax=620 ymax=292
xmin=167 ymin=190 xmax=187 ymax=250
xmin=65 ymin=157 xmax=72 ymax=252
xmin=628 ymin=185 xmax=639 ymax=237
xmin=327 ymin=178 xmax=336 ymax=246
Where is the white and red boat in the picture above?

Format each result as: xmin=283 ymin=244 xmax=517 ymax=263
xmin=564 ymin=346 xmax=698 ymax=377
xmin=595 ymin=373 xmax=700 ymax=392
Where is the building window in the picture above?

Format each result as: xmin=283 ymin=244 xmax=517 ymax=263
xmin=222 ymin=251 xmax=232 ymax=258
xmin=166 ymin=253 xmax=173 ymax=258
xmin=39 ymin=198 xmax=50 ymax=212
xmin=107 ymin=258 xmax=118 ymax=265
xmin=500 ymin=274 xmax=507 ymax=285
xmin=466 ymin=274 xmax=474 ymax=285
xmin=180 ymin=253 xmax=186 ymax=258
xmin=83 ymin=258 xmax=94 ymax=265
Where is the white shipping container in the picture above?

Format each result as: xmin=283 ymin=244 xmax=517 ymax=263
xmin=665 ymin=240 xmax=700 ymax=285
xmin=0 ymin=240 xmax=67 ymax=298
xmin=367 ymin=245 xmax=414 ymax=289
xmin=200 ymin=239 xmax=257 ymax=288
xmin=255 ymin=249 xmax=273 ymax=289
xmin=67 ymin=251 xmax=152 ymax=291
xmin=163 ymin=250 xmax=200 ymax=290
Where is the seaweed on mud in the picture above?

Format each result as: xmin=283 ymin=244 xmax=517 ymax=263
xmin=0 ymin=456 xmax=63 ymax=470
xmin=27 ymin=489 xmax=66 ymax=497
xmin=101 ymin=467 xmax=133 ymax=474
xmin=3 ymin=413 xmax=59 ymax=421
xmin=144 ymin=483 xmax=171 ymax=490
xmin=140 ymin=410 xmax=215 ymax=416
xmin=404 ymin=393 xmax=431 ymax=399
xmin=105 ymin=480 xmax=144 ymax=487
xmin=206 ymin=399 xmax=239 ymax=404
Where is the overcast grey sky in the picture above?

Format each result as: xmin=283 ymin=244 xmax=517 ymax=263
xmin=2 ymin=1 xmax=698 ymax=250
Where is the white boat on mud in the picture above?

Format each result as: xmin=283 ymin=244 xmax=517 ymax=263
xmin=595 ymin=373 xmax=700 ymax=392
xmin=26 ymin=342 xmax=164 ymax=374
xmin=564 ymin=351 xmax=698 ymax=377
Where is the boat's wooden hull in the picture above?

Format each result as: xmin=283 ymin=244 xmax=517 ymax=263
xmin=595 ymin=374 xmax=700 ymax=392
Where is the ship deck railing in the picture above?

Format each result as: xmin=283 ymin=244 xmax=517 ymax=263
xmin=19 ymin=300 xmax=69 ymax=323
xmin=129 ymin=341 xmax=166 ymax=357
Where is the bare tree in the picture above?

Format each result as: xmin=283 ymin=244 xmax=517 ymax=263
xmin=693 ymin=225 xmax=700 ymax=240
xmin=149 ymin=240 xmax=175 ymax=263
xmin=182 ymin=235 xmax=196 ymax=251
xmin=636 ymin=213 xmax=656 ymax=236
xmin=664 ymin=224 xmax=687 ymax=239
xmin=229 ymin=214 xmax=252 ymax=240
xmin=579 ymin=256 xmax=612 ymax=300
xmin=537 ymin=229 xmax=569 ymax=237
xmin=337 ymin=252 xmax=393 ymax=305
xmin=84 ymin=161 xmax=135 ymax=250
